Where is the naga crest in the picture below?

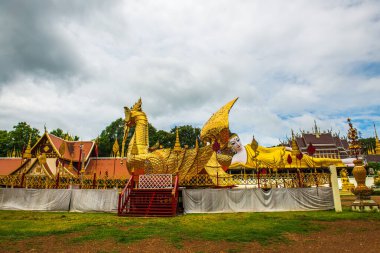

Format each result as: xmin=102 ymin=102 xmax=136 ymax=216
xmin=131 ymin=98 xmax=142 ymax=111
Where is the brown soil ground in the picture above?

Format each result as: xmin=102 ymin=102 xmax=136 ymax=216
xmin=3 ymin=196 xmax=380 ymax=253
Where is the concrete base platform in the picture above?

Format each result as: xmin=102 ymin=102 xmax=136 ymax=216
xmin=351 ymin=199 xmax=379 ymax=212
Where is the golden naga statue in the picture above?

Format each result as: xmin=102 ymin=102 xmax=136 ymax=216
xmin=121 ymin=98 xmax=345 ymax=178
xmin=120 ymin=98 xmax=223 ymax=179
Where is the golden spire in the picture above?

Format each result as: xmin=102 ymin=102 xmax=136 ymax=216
xmin=291 ymin=130 xmax=300 ymax=156
xmin=23 ymin=136 xmax=32 ymax=159
xmin=314 ymin=120 xmax=320 ymax=138
xmin=68 ymin=159 xmax=74 ymax=171
xmin=374 ymin=123 xmax=380 ymax=154
xmin=195 ymin=137 xmax=199 ymax=150
xmin=11 ymin=147 xmax=16 ymax=157
xmin=112 ymin=139 xmax=120 ymax=157
xmin=173 ymin=127 xmax=182 ymax=152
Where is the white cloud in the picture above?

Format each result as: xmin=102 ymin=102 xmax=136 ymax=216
xmin=0 ymin=0 xmax=379 ymax=146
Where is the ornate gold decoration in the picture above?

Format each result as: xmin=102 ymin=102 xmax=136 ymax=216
xmin=59 ymin=141 xmax=66 ymax=157
xmin=340 ymin=168 xmax=354 ymax=194
xmin=374 ymin=123 xmax=380 ymax=154
xmin=23 ymin=137 xmax=32 ymax=159
xmin=200 ymin=97 xmax=238 ymax=147
xmin=347 ymin=119 xmax=379 ymax=211
xmin=173 ymin=128 xmax=182 ymax=153
xmin=290 ymin=130 xmax=300 ymax=157
xmin=119 ymin=98 xmax=346 ymax=187
xmin=347 ymin=118 xmax=361 ymax=158
xmin=112 ymin=139 xmax=120 ymax=157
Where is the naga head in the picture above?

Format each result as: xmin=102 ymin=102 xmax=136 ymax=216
xmin=124 ymin=98 xmax=143 ymax=126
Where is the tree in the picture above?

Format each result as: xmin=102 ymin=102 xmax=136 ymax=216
xmin=0 ymin=130 xmax=8 ymax=157
xmin=50 ymin=128 xmax=65 ymax=138
xmin=155 ymin=130 xmax=175 ymax=148
xmin=149 ymin=125 xmax=201 ymax=149
xmin=50 ymin=128 xmax=80 ymax=141
xmin=7 ymin=122 xmax=40 ymax=154
xmin=170 ymin=125 xmax=201 ymax=148
xmin=359 ymin=137 xmax=376 ymax=154
xmin=148 ymin=123 xmax=158 ymax=147
xmin=98 ymin=118 xmax=126 ymax=157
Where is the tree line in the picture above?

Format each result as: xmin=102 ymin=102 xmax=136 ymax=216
xmin=0 ymin=120 xmax=201 ymax=158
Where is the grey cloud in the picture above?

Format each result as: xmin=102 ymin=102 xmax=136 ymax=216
xmin=0 ymin=0 xmax=120 ymax=87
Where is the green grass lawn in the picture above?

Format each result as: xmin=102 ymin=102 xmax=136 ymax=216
xmin=1 ymin=209 xmax=379 ymax=248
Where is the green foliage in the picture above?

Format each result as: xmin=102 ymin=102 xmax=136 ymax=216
xmin=0 ymin=130 xmax=8 ymax=157
xmin=148 ymin=123 xmax=158 ymax=147
xmin=155 ymin=129 xmax=175 ymax=148
xmin=360 ymin=137 xmax=376 ymax=154
xmin=170 ymin=125 xmax=201 ymax=149
xmin=50 ymin=128 xmax=79 ymax=141
xmin=98 ymin=118 xmax=128 ymax=157
xmin=6 ymin=122 xmax=40 ymax=155
xmin=367 ymin=162 xmax=380 ymax=173
xmin=148 ymin=125 xmax=201 ymax=149
xmin=50 ymin=128 xmax=65 ymax=138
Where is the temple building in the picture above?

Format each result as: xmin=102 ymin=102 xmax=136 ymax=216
xmin=0 ymin=130 xmax=130 ymax=179
xmin=288 ymin=121 xmax=351 ymax=159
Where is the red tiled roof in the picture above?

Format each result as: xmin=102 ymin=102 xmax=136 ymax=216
xmin=0 ymin=158 xmax=23 ymax=175
xmin=85 ymin=158 xmax=131 ymax=179
xmin=295 ymin=137 xmax=306 ymax=148
xmin=48 ymin=134 xmax=94 ymax=162
xmin=302 ymin=133 xmax=335 ymax=145
xmin=31 ymin=133 xmax=95 ymax=162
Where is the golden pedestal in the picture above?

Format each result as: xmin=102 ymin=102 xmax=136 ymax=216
xmin=351 ymin=160 xmax=379 ymax=212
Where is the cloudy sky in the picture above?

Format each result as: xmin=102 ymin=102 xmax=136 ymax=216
xmin=0 ymin=0 xmax=379 ymax=146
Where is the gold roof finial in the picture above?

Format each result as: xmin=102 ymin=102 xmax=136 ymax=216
xmin=374 ymin=123 xmax=380 ymax=154
xmin=112 ymin=139 xmax=120 ymax=157
xmin=173 ymin=127 xmax=182 ymax=152
xmin=68 ymin=159 xmax=74 ymax=171
xmin=195 ymin=137 xmax=199 ymax=150
xmin=291 ymin=129 xmax=300 ymax=156
xmin=23 ymin=136 xmax=32 ymax=159
xmin=314 ymin=120 xmax=320 ymax=138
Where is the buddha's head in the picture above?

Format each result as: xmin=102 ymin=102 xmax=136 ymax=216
xmin=229 ymin=134 xmax=243 ymax=153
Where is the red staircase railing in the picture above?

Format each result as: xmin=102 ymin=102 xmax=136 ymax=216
xmin=118 ymin=174 xmax=179 ymax=217
xmin=118 ymin=175 xmax=134 ymax=215
xmin=171 ymin=173 xmax=179 ymax=215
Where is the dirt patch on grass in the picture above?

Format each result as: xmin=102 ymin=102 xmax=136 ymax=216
xmin=2 ymin=220 xmax=380 ymax=253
